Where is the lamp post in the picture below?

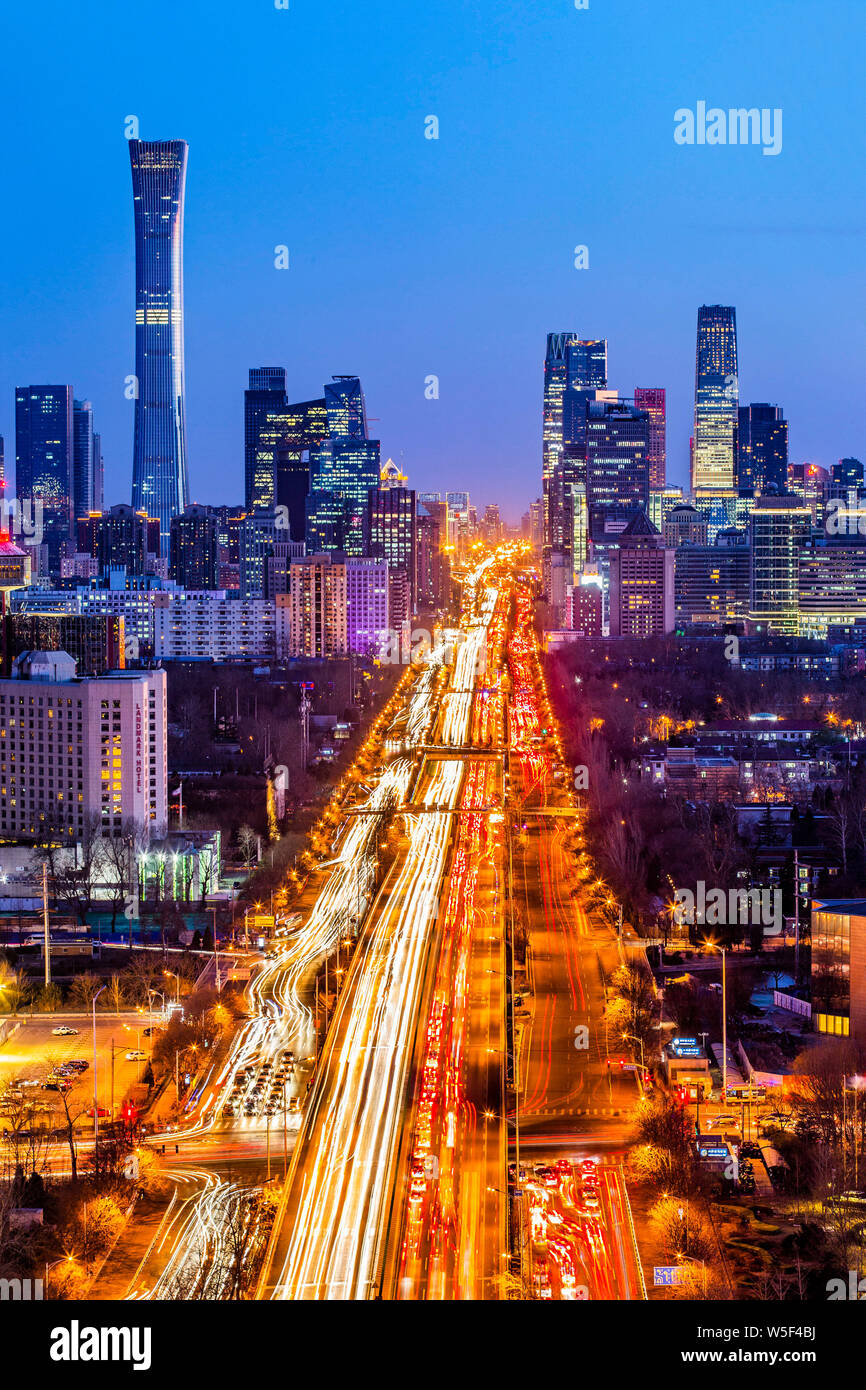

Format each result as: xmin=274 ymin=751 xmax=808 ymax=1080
xmin=704 ymin=940 xmax=727 ymax=1098
xmin=92 ymin=985 xmax=107 ymax=1141
xmin=45 ymin=1254 xmax=75 ymax=1298
xmin=622 ymin=1031 xmax=646 ymax=1072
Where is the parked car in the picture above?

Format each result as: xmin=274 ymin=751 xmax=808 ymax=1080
xmin=52 ymin=1026 xmax=78 ymax=1037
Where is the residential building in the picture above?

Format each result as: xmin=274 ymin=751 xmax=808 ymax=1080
xmin=0 ymin=650 xmax=167 ymax=842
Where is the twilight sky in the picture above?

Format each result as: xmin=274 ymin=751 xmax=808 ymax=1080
xmin=2 ymin=0 xmax=865 ymax=521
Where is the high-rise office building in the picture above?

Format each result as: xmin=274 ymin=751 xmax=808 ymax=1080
xmin=737 ymin=403 xmax=788 ymax=496
xmin=692 ymin=305 xmax=738 ymax=495
xmin=92 ymin=433 xmax=104 ymax=512
xmin=634 ymin=387 xmax=666 ymax=490
xmin=368 ymin=471 xmax=417 ymax=611
xmin=585 ymin=400 xmax=650 ymax=515
xmin=416 ymin=505 xmax=447 ymax=610
xmin=542 ymin=333 xmax=579 ymax=557
xmin=129 ymin=139 xmax=190 ymax=543
xmin=15 ymin=385 xmax=73 ymax=561
xmin=674 ymin=535 xmax=750 ymax=626
xmin=325 ymin=376 xmax=368 ymax=439
xmin=830 ymin=458 xmax=865 ymax=498
xmin=239 ymin=508 xmax=282 ymax=599
xmin=542 ymin=334 xmax=609 ymax=563
xmin=72 ymin=399 xmax=96 ymax=521
xmin=244 ymin=368 xmax=288 ymax=511
xmin=169 ymin=504 xmax=220 ymax=589
xmin=77 ymin=504 xmax=160 ymax=576
xmin=749 ymin=492 xmax=812 ymax=634
xmin=608 ymin=512 xmax=675 ymax=638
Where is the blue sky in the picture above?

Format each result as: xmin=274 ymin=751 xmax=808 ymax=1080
xmin=2 ymin=0 xmax=865 ymax=520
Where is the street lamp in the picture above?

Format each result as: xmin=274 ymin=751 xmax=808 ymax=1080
xmin=622 ymin=1031 xmax=646 ymax=1072
xmin=163 ymin=970 xmax=180 ymax=1006
xmin=45 ymin=1254 xmax=75 ymax=1297
xmin=92 ymin=985 xmax=107 ymax=1141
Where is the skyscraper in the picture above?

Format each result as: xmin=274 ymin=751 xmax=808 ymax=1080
xmin=692 ymin=305 xmax=738 ymax=496
xmin=542 ymin=334 xmax=609 ymax=562
xmin=542 ymin=333 xmax=579 ymax=559
xmin=737 ymin=403 xmax=788 ymax=496
xmin=244 ymin=368 xmax=288 ymax=511
xmin=368 ymin=469 xmax=417 ymax=616
xmin=608 ymin=512 xmax=675 ymax=638
xmin=749 ymin=492 xmax=812 ymax=635
xmin=170 ymin=504 xmax=220 ymax=589
xmin=585 ymin=400 xmax=650 ymax=515
xmin=634 ymin=387 xmax=666 ymax=490
xmin=129 ymin=139 xmax=189 ymax=543
xmin=15 ymin=385 xmax=73 ymax=562
xmin=72 ymin=398 xmax=96 ymax=521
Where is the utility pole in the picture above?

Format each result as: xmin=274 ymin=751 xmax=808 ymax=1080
xmin=721 ymin=947 xmax=728 ymax=1100
xmin=110 ymin=1040 xmax=115 ymax=1119
xmin=42 ymin=862 xmax=50 ymax=989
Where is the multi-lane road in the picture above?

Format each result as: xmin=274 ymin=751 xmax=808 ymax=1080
xmin=85 ymin=552 xmax=648 ymax=1301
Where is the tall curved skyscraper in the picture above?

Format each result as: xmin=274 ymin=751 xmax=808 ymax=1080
xmin=129 ymin=139 xmax=189 ymax=544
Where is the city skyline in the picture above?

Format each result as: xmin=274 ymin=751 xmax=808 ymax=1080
xmin=4 ymin=0 xmax=866 ymax=518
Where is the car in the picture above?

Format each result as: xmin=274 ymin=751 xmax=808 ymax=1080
xmin=582 ymin=1192 xmax=600 ymax=1209
xmin=125 ymin=1050 xmax=148 ymax=1061
xmin=52 ymin=1026 xmax=78 ymax=1037
xmin=86 ymin=1105 xmax=110 ymax=1118
xmin=288 ymin=1096 xmax=300 ymax=1114
xmin=43 ymin=1078 xmax=71 ymax=1092
xmin=66 ymin=1060 xmax=88 ymax=1073
xmin=555 ymin=1158 xmax=572 ymax=1174
xmin=410 ymin=1162 xmax=426 ymax=1196
xmin=580 ymin=1158 xmax=597 ymax=1172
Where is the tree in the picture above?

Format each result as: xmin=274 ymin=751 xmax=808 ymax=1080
xmin=36 ymin=814 xmax=103 ymax=925
xmin=50 ymin=1071 xmax=91 ymax=1182
xmin=237 ymin=825 xmax=258 ymax=870
xmin=36 ymin=981 xmax=63 ymax=1012
xmin=105 ymin=974 xmax=125 ymax=1015
xmin=68 ymin=972 xmax=102 ymax=1011
xmin=0 ymin=964 xmax=31 ymax=1016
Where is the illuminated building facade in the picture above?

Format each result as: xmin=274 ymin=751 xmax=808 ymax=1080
xmin=129 ymin=139 xmax=189 ymax=543
xmin=749 ymin=492 xmax=812 ymax=634
xmin=692 ymin=304 xmax=738 ymax=496
xmin=0 ymin=651 xmax=166 ymax=842
xmin=608 ymin=511 xmax=675 ymax=637
xmin=737 ymin=403 xmax=788 ymax=496
xmin=15 ymin=384 xmax=73 ymax=563
xmin=634 ymin=387 xmax=666 ymax=489
xmin=244 ymin=368 xmax=288 ymax=511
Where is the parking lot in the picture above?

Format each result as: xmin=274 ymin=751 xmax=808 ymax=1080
xmin=0 ymin=1013 xmax=157 ymax=1131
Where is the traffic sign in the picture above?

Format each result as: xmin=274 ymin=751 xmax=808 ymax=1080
xmin=653 ymin=1267 xmax=684 ymax=1286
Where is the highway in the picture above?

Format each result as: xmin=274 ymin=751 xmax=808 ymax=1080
xmin=506 ymin=577 xmax=646 ymax=1300
xmin=260 ymin=563 xmax=502 ymax=1299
